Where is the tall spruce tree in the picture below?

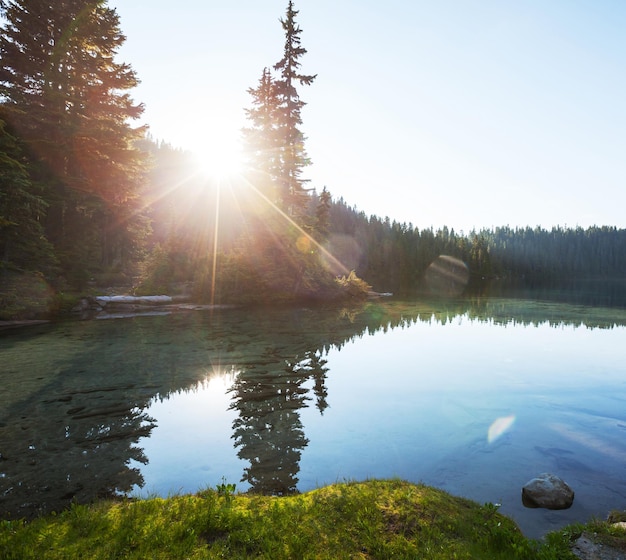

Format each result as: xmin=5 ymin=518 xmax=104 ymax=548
xmin=0 ymin=0 xmax=147 ymax=286
xmin=242 ymin=68 xmax=281 ymax=205
xmin=273 ymin=0 xmax=316 ymax=219
xmin=242 ymin=2 xmax=315 ymax=219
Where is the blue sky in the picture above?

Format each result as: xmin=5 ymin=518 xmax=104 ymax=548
xmin=109 ymin=0 xmax=626 ymax=232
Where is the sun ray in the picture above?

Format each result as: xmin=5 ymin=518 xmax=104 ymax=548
xmin=210 ymin=183 xmax=220 ymax=306
xmin=237 ymin=173 xmax=351 ymax=277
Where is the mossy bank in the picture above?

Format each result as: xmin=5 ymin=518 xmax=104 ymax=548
xmin=3 ymin=479 xmax=622 ymax=559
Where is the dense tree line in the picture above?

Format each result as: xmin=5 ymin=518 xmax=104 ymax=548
xmin=326 ymin=198 xmax=626 ymax=295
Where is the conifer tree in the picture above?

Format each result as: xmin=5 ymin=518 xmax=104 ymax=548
xmin=0 ymin=0 xmax=147 ymax=285
xmin=315 ymin=186 xmax=331 ymax=240
xmin=0 ymin=114 xmax=56 ymax=276
xmin=242 ymin=68 xmax=281 ymax=205
xmin=273 ymin=0 xmax=316 ymax=219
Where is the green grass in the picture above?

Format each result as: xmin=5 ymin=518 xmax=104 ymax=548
xmin=1 ymin=479 xmax=619 ymax=559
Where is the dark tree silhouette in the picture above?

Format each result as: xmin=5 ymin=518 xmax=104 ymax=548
xmin=272 ymin=0 xmax=316 ymax=220
xmin=0 ymin=0 xmax=147 ymax=286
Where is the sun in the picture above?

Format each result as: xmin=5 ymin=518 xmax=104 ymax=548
xmin=168 ymin=99 xmax=248 ymax=184
xmin=182 ymin=114 xmax=245 ymax=183
xmin=191 ymin=138 xmax=244 ymax=183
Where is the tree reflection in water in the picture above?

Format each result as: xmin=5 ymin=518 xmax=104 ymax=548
xmin=2 ymin=289 xmax=626 ymax=519
xmin=1 ymin=398 xmax=154 ymax=520
xmin=228 ymin=350 xmax=329 ymax=495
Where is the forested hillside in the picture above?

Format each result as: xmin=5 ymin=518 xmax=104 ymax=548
xmin=327 ymin=199 xmax=626 ymax=295
xmin=1 ymin=1 xmax=624 ymax=320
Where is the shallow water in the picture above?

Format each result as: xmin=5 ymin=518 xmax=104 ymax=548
xmin=1 ymin=296 xmax=625 ymax=539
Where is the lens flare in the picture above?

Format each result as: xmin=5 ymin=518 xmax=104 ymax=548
xmin=296 ymin=235 xmax=312 ymax=253
xmin=319 ymin=234 xmax=363 ymax=275
xmin=424 ymin=255 xmax=470 ymax=296
xmin=487 ymin=414 xmax=516 ymax=443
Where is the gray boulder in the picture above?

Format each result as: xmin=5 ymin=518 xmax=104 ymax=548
xmin=522 ymin=473 xmax=574 ymax=510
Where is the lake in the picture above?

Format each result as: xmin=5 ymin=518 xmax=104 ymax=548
xmin=1 ymin=291 xmax=626 ymax=539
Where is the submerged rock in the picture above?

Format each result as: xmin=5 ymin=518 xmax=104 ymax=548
xmin=522 ymin=473 xmax=574 ymax=510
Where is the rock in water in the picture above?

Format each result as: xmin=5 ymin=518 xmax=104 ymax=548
xmin=522 ymin=473 xmax=574 ymax=510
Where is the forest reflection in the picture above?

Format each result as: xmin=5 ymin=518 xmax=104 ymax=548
xmin=2 ymin=291 xmax=626 ymax=518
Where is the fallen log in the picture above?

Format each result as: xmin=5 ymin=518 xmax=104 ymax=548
xmin=94 ymin=295 xmax=172 ymax=306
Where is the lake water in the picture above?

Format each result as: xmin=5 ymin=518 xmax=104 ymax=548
xmin=1 ymin=293 xmax=626 ymax=539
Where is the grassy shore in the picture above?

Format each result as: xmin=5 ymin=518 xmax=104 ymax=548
xmin=1 ymin=479 xmax=623 ymax=559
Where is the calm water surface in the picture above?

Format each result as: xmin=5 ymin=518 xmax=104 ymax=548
xmin=1 ymin=295 xmax=626 ymax=539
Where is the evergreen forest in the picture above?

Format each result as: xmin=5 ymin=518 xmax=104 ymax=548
xmin=1 ymin=1 xmax=624 ymax=319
